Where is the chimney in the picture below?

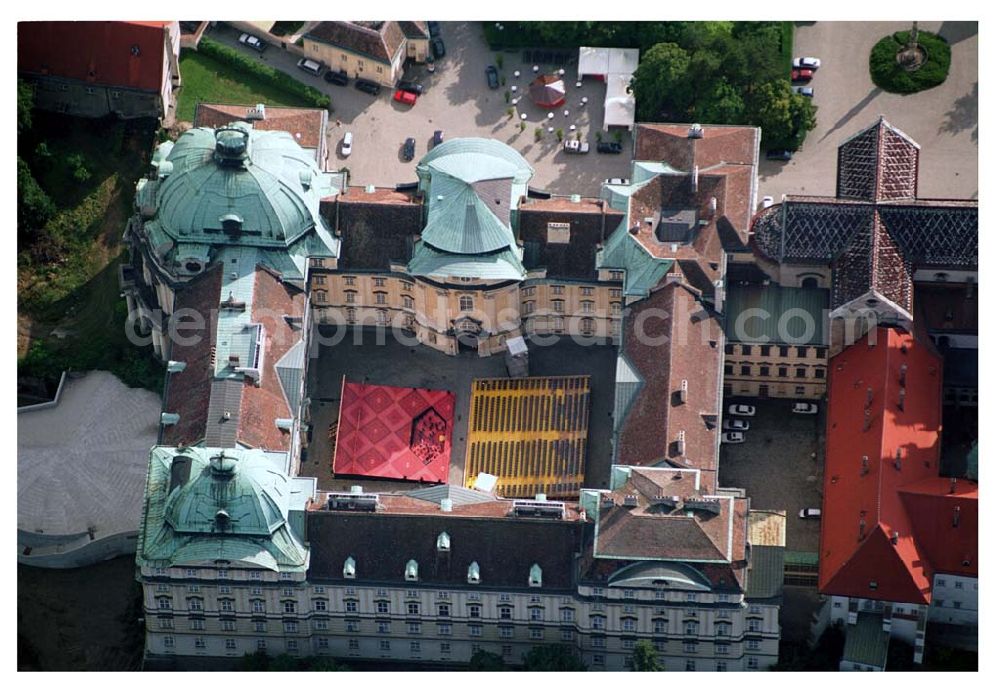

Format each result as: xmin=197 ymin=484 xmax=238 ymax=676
xmin=676 ymin=430 xmax=686 ymax=456
xmin=952 ymin=506 xmax=961 ymax=527
xmin=228 ymin=354 xmax=241 ymax=367
xmin=709 ymin=196 xmax=717 ymax=216
xmin=441 ymin=498 xmax=453 ymax=513
xmin=865 ymin=387 xmax=874 ymax=408
xmin=897 ymin=386 xmax=906 ymax=411
xmin=949 ymin=477 xmax=957 ymax=494
xmin=166 ymin=360 xmax=187 ymax=373
xmin=688 ymin=123 xmax=704 ymax=139
xmin=899 ymin=364 xmax=908 ymax=386
xmin=859 ymin=518 xmax=866 ymax=541
xmin=861 ymin=455 xmax=869 ymax=476
xmin=691 ymin=165 xmax=699 ymax=193
xmin=350 ymin=485 xmax=363 ymax=495
xmin=894 ymin=448 xmax=902 ymax=471
xmin=679 ymin=379 xmax=688 ymax=404
xmin=891 ymin=531 xmax=899 ymax=545
xmin=535 ymin=493 xmax=547 ymax=502
xmin=160 ymin=412 xmax=180 ymax=426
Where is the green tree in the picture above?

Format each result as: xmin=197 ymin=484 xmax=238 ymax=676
xmin=18 ymin=78 xmax=33 ymax=134
xmin=469 ymin=649 xmax=507 ymax=671
xmin=522 ymin=644 xmax=587 ymax=671
xmin=629 ymin=640 xmax=664 ymax=671
xmin=306 ymin=656 xmax=350 ymax=671
xmin=240 ymin=651 xmax=271 ymax=671
xmin=747 ymin=79 xmax=817 ymax=150
xmin=632 ymin=42 xmax=692 ymax=121
xmin=696 ymin=81 xmax=746 ymax=124
xmin=268 ymin=654 xmax=299 ymax=671
xmin=17 ymin=156 xmax=55 ymax=236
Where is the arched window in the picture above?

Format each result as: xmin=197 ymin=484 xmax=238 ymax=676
xmin=801 ymin=276 xmax=819 ymax=288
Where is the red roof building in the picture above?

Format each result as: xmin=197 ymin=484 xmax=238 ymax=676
xmin=18 ymin=21 xmax=180 ymax=120
xmin=332 ymin=380 xmax=455 ymax=484
xmin=819 ymin=327 xmax=977 ymax=605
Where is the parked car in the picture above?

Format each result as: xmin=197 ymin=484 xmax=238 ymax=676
xmin=324 ymin=69 xmax=350 ymax=86
xmin=355 ymin=78 xmax=381 ymax=96
xmin=341 ymin=132 xmax=353 ymax=157
xmin=721 ymin=431 xmax=746 ymax=444
xmin=766 ymin=149 xmax=793 ymax=161
xmin=605 ymin=177 xmax=629 ymax=185
xmin=760 ymin=195 xmax=775 ymax=209
xmin=486 ymin=65 xmax=500 ymax=89
xmin=402 ymin=137 xmax=416 ymax=162
xmin=792 ymin=402 xmax=819 ymax=415
xmin=296 ymin=58 xmax=325 ymax=77
xmin=563 ymin=139 xmax=590 ymax=154
xmin=793 ymin=57 xmax=822 ymax=69
xmin=394 ymin=89 xmax=418 ymax=106
xmin=791 ymin=68 xmax=814 ymax=82
xmin=597 ymin=141 xmax=623 ymax=154
xmin=238 ymin=33 xmax=266 ymax=53
xmin=428 ymin=21 xmax=441 ymax=37
xmin=794 ymin=86 xmax=815 ymax=98
xmin=432 ymin=37 xmax=446 ymax=59
xmin=798 ymin=508 xmax=822 ymax=519
xmin=727 ymin=403 xmax=756 ymax=417
xmin=722 ymin=418 xmax=750 ymax=431
xmin=396 ymin=80 xmax=424 ymax=95
xmin=432 ymin=130 xmax=444 ymax=148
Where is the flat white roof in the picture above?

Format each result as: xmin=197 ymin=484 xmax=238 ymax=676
xmin=18 ymin=371 xmax=161 ymax=539
xmin=577 ymin=46 xmax=640 ymax=79
xmin=604 ymin=73 xmax=636 ymax=129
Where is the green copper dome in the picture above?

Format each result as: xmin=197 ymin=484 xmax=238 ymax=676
xmin=148 ymin=123 xmax=339 ymax=246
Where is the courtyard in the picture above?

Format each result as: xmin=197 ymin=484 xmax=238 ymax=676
xmin=760 ymin=21 xmax=978 ymax=202
xmin=212 ymin=21 xmax=632 ymax=196
xmin=303 ymin=328 xmax=617 ymax=495
xmin=718 ymin=397 xmax=824 ymax=554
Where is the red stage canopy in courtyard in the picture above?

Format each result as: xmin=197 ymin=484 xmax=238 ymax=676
xmin=332 ymin=379 xmax=454 ymax=483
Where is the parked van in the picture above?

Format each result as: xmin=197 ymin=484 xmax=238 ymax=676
xmin=296 ymin=58 xmax=324 ymax=77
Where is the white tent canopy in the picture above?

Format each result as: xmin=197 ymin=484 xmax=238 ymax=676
xmin=577 ymin=46 xmax=640 ymax=131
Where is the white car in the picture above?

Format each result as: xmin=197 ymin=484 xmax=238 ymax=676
xmin=721 ymin=431 xmax=746 ymax=444
xmin=798 ymin=508 xmax=822 ymax=519
xmin=792 ymin=402 xmax=819 ymax=415
xmin=341 ymin=132 xmax=353 ymax=157
xmin=722 ymin=418 xmax=749 ymax=431
xmin=793 ymin=57 xmax=821 ymax=69
xmin=238 ymin=33 xmax=266 ymax=53
xmin=760 ymin=195 xmax=774 ymax=209
xmin=727 ymin=403 xmax=756 ymax=417
xmin=794 ymin=86 xmax=814 ymax=98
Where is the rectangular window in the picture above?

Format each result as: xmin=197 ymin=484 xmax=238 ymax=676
xmin=219 ymin=599 xmax=234 ymax=612
xmin=344 ymin=276 xmax=356 ymax=286
xmin=591 ymin=616 xmax=606 ymax=630
xmin=748 ymin=639 xmax=761 ymax=650
xmin=440 ymin=643 xmax=451 ymax=655
xmin=314 ymin=619 xmax=328 ymax=631
xmin=760 ymin=366 xmax=770 ymax=376
xmin=724 ymin=365 xmax=733 ymax=376
xmin=314 ymin=290 xmax=328 ymax=303
xmin=581 ymin=287 xmax=594 ymax=296
xmin=622 ymin=618 xmax=637 ymax=632
xmin=438 ymin=603 xmax=450 ymax=617
xmin=469 ymin=604 xmax=481 ymax=618
xmin=581 ymin=300 xmax=595 ymax=313
xmin=159 ymin=618 xmax=173 ymax=629
xmin=222 ymin=620 xmax=236 ymax=632
xmin=255 ymin=621 xmax=267 ymax=633
xmin=469 ymin=624 xmax=482 ymax=637
xmin=377 ymin=601 xmax=389 ymax=614
xmin=252 ymin=600 xmax=265 ymax=614
xmin=748 ymin=656 xmax=759 ymax=669
xmin=716 ymin=661 xmax=727 ymax=672
xmin=373 ymin=278 xmax=386 ymax=287
xmin=438 ymin=623 xmax=452 ymax=636
xmin=622 ymin=638 xmax=635 ymax=650
xmin=257 ymin=639 xmax=267 ymax=651
xmin=407 ymin=602 xmax=420 ymax=616
xmin=349 ymin=639 xmax=359 ymax=650
xmin=522 ymin=300 xmax=535 ymax=315
xmin=815 ymin=368 xmax=825 ymax=378
xmin=797 ymin=346 xmax=809 ymax=358
xmin=499 ymin=626 xmax=514 ymax=639
xmin=410 ymin=641 xmax=421 ymax=654
xmin=164 ymin=636 xmax=175 ymax=648
xmin=778 ymin=346 xmax=789 ymax=357
xmin=407 ymin=622 xmax=421 ymax=635
xmin=592 ymin=636 xmax=606 ymax=648
xmin=684 ymin=642 xmax=697 ymax=653
xmin=225 ymin=638 xmax=236 ymax=650
xmin=530 ymin=608 xmax=543 ymax=622
xmin=375 ymin=291 xmax=388 ymax=305
xmin=283 ymin=601 xmax=296 ymax=614
xmin=345 ymin=601 xmax=358 ymax=613
xmin=346 ymin=621 xmax=360 ymax=632
xmin=313 ymin=275 xmax=327 ymax=285
xmin=759 ymin=345 xmax=771 ymax=356
xmin=551 ymin=285 xmax=564 ymax=295
xmin=284 ymin=621 xmax=298 ymax=634
xmin=796 ymin=368 xmax=807 ymax=378
xmin=685 ymin=622 xmax=697 ymax=636
xmin=561 ymin=609 xmax=575 ymax=622
xmin=561 ymin=628 xmax=574 ymax=641
xmin=778 ymin=367 xmax=788 ymax=378
xmin=741 ymin=365 xmax=751 ymax=376
xmin=610 ymin=288 xmax=622 ymax=299
xmin=724 ymin=344 xmax=734 ymax=355
xmin=551 ymin=299 xmax=565 ymax=313
xmin=530 ymin=628 xmax=544 ymax=640
xmin=654 ymin=620 xmax=666 ymax=634
xmin=195 ymin=637 xmax=206 ymax=649
xmin=686 ymin=659 xmax=696 ymax=671
xmin=188 ymin=599 xmax=203 ymax=611
xmin=741 ymin=345 xmax=752 ymax=356
xmin=377 ymin=622 xmax=390 ymax=634
xmin=314 ymin=599 xmax=327 ymax=612
xmin=499 ymin=606 xmax=512 ymax=620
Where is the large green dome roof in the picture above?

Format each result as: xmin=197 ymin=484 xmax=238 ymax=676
xmin=150 ymin=123 xmax=337 ymax=245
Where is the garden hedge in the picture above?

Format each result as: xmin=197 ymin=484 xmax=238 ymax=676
xmin=869 ymin=30 xmax=951 ymax=94
xmin=198 ymin=37 xmax=331 ymax=109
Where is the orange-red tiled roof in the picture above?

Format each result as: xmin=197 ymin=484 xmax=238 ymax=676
xmin=819 ymin=327 xmax=977 ymax=604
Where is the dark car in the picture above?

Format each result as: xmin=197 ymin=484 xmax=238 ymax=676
xmin=597 ymin=141 xmax=623 ymax=154
xmin=396 ymin=80 xmax=424 ymax=95
xmin=324 ymin=69 xmax=349 ymax=86
xmin=432 ymin=130 xmax=444 ymax=148
xmin=355 ymin=78 xmax=381 ymax=96
xmin=428 ymin=21 xmax=440 ymax=37
xmin=402 ymin=137 xmax=416 ymax=161
xmin=485 ymin=65 xmax=499 ymax=89
xmin=432 ymin=37 xmax=446 ymax=59
xmin=766 ymin=149 xmax=794 ymax=161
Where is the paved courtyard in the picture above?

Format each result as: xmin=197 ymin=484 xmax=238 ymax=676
xmin=212 ymin=22 xmax=632 ymax=197
xmin=304 ymin=328 xmax=616 ymax=494
xmin=759 ymin=21 xmax=978 ymax=202
xmin=718 ymin=397 xmax=824 ymax=554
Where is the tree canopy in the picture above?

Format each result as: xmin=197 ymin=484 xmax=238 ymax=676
xmin=521 ymin=644 xmax=588 ymax=671
xmin=469 ymin=649 xmax=508 ymax=671
xmin=629 ymin=640 xmax=664 ymax=671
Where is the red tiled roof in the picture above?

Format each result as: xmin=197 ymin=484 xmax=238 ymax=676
xmin=819 ymin=327 xmax=976 ymax=604
xmin=633 ymin=123 xmax=759 ymax=170
xmin=616 ymin=283 xmax=723 ymax=491
xmin=18 ymin=21 xmax=172 ymax=93
xmin=194 ymin=103 xmax=326 ymax=151
xmin=237 ymin=267 xmax=303 ymax=451
xmin=161 ymin=264 xmax=222 ymax=447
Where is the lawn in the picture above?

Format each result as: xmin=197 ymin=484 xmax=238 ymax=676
xmin=176 ymin=49 xmax=315 ymax=122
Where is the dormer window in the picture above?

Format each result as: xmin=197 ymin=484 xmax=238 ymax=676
xmin=343 ymin=556 xmax=356 ymax=579
xmin=405 ymin=559 xmax=419 ymax=582
xmin=468 ymin=561 xmax=481 ymax=584
xmin=437 ymin=532 xmax=451 ymax=552
xmin=529 ymin=563 xmax=543 ymax=588
xmin=220 ymin=213 xmax=243 ymax=234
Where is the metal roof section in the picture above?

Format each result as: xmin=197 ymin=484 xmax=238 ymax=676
xmin=203 ymin=379 xmax=243 ymax=448
xmin=724 ymin=283 xmax=830 ymax=346
xmin=138 ymin=124 xmax=341 ymax=282
xmin=404 ymin=484 xmax=498 ymax=507
xmin=407 ymin=239 xmax=526 ymax=281
xmin=606 ymin=561 xmax=713 ymax=591
xmin=274 ymin=338 xmax=306 ymax=415
xmin=421 ymin=177 xmax=516 ymax=255
xmin=612 ymin=353 xmax=643 ymax=433
xmin=842 ymin=612 xmax=891 ymax=669
xmin=214 ymin=246 xmax=260 ymax=378
xmin=417 ymin=137 xmax=534 ymax=191
xmin=137 ymin=446 xmax=309 ymax=571
xmin=598 ymin=216 xmax=672 ymax=297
